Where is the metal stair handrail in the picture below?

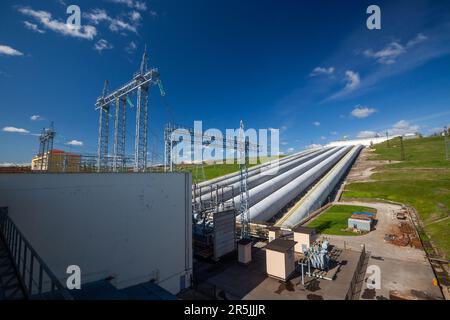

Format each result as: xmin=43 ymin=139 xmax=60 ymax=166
xmin=0 ymin=207 xmax=73 ymax=300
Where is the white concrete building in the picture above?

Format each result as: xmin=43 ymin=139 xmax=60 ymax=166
xmin=0 ymin=173 xmax=192 ymax=296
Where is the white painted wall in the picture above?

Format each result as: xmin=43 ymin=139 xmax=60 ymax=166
xmin=0 ymin=173 xmax=192 ymax=295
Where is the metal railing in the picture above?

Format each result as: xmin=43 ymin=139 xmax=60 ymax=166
xmin=345 ymin=244 xmax=366 ymax=300
xmin=0 ymin=207 xmax=73 ymax=300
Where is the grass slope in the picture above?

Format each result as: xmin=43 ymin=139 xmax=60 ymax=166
xmin=343 ymin=136 xmax=450 ymax=258
xmin=306 ymin=205 xmax=377 ymax=236
xmin=180 ymin=155 xmax=286 ymax=184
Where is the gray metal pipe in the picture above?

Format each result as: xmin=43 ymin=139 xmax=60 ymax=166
xmin=232 ymin=146 xmax=345 ymax=211
xmin=277 ymin=145 xmax=363 ymax=228
xmin=194 ymin=148 xmax=320 ymax=195
xmin=195 ymin=147 xmax=333 ymax=203
xmin=242 ymin=146 xmax=352 ymax=222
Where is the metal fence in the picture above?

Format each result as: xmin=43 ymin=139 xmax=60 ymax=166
xmin=345 ymin=244 xmax=366 ymax=300
xmin=0 ymin=207 xmax=73 ymax=300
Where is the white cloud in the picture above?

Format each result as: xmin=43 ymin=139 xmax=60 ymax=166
xmin=364 ymin=42 xmax=405 ymax=65
xmin=407 ymin=33 xmax=428 ymax=47
xmin=30 ymin=115 xmax=43 ymax=121
xmin=23 ymin=21 xmax=45 ymax=34
xmin=108 ymin=0 xmax=148 ymax=11
xmin=130 ymin=11 xmax=142 ymax=22
xmin=350 ymin=106 xmax=377 ymax=119
xmin=344 ymin=70 xmax=360 ymax=90
xmin=125 ymin=41 xmax=137 ymax=54
xmin=310 ymin=66 xmax=335 ymax=77
xmin=320 ymin=136 xmax=327 ymax=140
xmin=84 ymin=9 xmax=139 ymax=34
xmin=330 ymin=131 xmax=338 ymax=135
xmin=287 ymin=147 xmax=295 ymax=153
xmin=313 ymin=121 xmax=320 ymax=127
xmin=364 ymin=33 xmax=428 ymax=65
xmin=2 ymin=127 xmax=30 ymax=134
xmin=18 ymin=7 xmax=97 ymax=40
xmin=94 ymin=39 xmax=113 ymax=52
xmin=66 ymin=140 xmax=83 ymax=146
xmin=388 ymin=120 xmax=420 ymax=136
xmin=0 ymin=45 xmax=23 ymax=56
xmin=83 ymin=9 xmax=110 ymax=25
xmin=357 ymin=131 xmax=379 ymax=138
xmin=281 ymin=141 xmax=288 ymax=146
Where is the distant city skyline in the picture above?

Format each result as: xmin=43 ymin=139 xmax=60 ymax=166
xmin=1 ymin=0 xmax=450 ymax=164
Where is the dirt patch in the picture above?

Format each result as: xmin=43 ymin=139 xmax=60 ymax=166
xmin=345 ymin=149 xmax=401 ymax=183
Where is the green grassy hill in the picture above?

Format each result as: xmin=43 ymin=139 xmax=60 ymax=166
xmin=178 ymin=155 xmax=287 ymax=184
xmin=306 ymin=205 xmax=377 ymax=236
xmin=343 ymin=136 xmax=450 ymax=258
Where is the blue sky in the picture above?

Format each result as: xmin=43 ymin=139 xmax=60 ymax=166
xmin=1 ymin=0 xmax=450 ymax=164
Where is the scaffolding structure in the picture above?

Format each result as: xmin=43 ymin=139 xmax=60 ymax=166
xmin=38 ymin=122 xmax=56 ymax=171
xmin=165 ymin=121 xmax=257 ymax=240
xmin=95 ymin=48 xmax=164 ymax=172
xmin=238 ymin=120 xmax=251 ymax=239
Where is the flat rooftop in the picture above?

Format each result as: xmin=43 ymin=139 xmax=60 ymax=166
xmin=194 ymin=243 xmax=363 ymax=300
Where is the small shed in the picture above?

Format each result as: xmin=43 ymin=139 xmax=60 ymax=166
xmin=267 ymin=226 xmax=281 ymax=242
xmin=265 ymin=239 xmax=297 ymax=281
xmin=348 ymin=214 xmax=372 ymax=232
xmin=292 ymin=226 xmax=316 ymax=253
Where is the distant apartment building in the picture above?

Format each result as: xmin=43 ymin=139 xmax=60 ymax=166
xmin=31 ymin=149 xmax=81 ymax=172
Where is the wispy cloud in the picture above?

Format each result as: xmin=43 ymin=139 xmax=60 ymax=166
xmin=364 ymin=33 xmax=428 ymax=65
xmin=310 ymin=66 xmax=334 ymax=77
xmin=18 ymin=6 xmax=97 ymax=40
xmin=84 ymin=8 xmax=140 ymax=34
xmin=344 ymin=70 xmax=360 ymax=90
xmin=2 ymin=127 xmax=30 ymax=134
xmin=0 ymin=45 xmax=23 ymax=56
xmin=350 ymin=106 xmax=377 ymax=119
xmin=125 ymin=41 xmax=137 ymax=54
xmin=364 ymin=42 xmax=405 ymax=65
xmin=108 ymin=0 xmax=148 ymax=11
xmin=357 ymin=131 xmax=379 ymax=138
xmin=23 ymin=21 xmax=45 ymax=34
xmin=387 ymin=120 xmax=420 ymax=136
xmin=313 ymin=121 xmax=320 ymax=127
xmin=66 ymin=140 xmax=83 ymax=146
xmin=30 ymin=115 xmax=44 ymax=121
xmin=94 ymin=39 xmax=113 ymax=52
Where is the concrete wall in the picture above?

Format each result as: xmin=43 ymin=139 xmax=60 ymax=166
xmin=0 ymin=173 xmax=192 ymax=295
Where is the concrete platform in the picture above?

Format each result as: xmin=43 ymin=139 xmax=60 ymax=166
xmin=194 ymin=244 xmax=363 ymax=300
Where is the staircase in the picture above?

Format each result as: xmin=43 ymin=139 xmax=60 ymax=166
xmin=0 ymin=236 xmax=26 ymax=300
xmin=0 ymin=207 xmax=72 ymax=300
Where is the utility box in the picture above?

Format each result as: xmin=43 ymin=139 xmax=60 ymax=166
xmin=267 ymin=226 xmax=281 ymax=242
xmin=265 ymin=239 xmax=297 ymax=281
xmin=237 ymin=238 xmax=252 ymax=265
xmin=292 ymin=226 xmax=316 ymax=253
